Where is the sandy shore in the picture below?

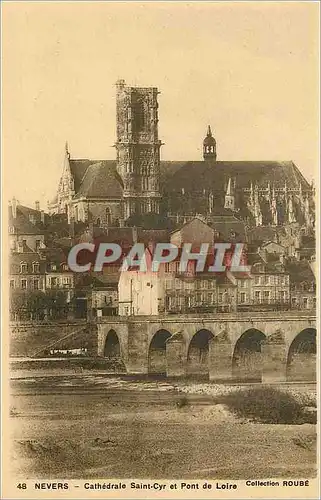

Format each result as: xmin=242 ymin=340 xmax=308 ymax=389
xmin=9 ymin=374 xmax=317 ymax=480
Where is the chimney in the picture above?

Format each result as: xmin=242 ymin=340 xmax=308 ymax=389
xmin=40 ymin=210 xmax=45 ymax=224
xmin=12 ymin=197 xmax=17 ymax=219
xmin=116 ymin=79 xmax=126 ymax=90
xmin=88 ymin=223 xmax=94 ymax=241
xmin=69 ymin=219 xmax=75 ymax=239
xmin=132 ymin=226 xmax=138 ymax=243
xmin=35 ymin=201 xmax=40 ymax=211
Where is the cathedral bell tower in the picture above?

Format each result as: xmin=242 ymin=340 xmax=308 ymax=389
xmin=115 ymin=79 xmax=162 ymax=220
xmin=203 ymin=125 xmax=217 ymax=161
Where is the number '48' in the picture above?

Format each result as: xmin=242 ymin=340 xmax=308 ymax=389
xmin=17 ymin=483 xmax=27 ymax=489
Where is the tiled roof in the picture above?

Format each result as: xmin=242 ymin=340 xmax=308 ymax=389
xmin=40 ymin=246 xmax=69 ymax=263
xmin=247 ymin=226 xmax=286 ymax=244
xmin=286 ymin=259 xmax=315 ymax=283
xmin=137 ymin=229 xmax=170 ymax=244
xmin=60 ymin=157 xmax=312 ymax=217
xmin=261 ymin=240 xmax=286 ymax=249
xmin=70 ymin=159 xmax=105 ymax=191
xmin=52 ymin=237 xmax=74 ymax=248
xmin=301 ymin=235 xmax=316 ymax=248
xmin=75 ymin=271 xmax=119 ymax=288
xmin=264 ymin=261 xmax=286 ymax=274
xmin=160 ymin=160 xmax=310 ymax=191
xmin=79 ymin=226 xmax=169 ymax=246
xmin=231 ymin=271 xmax=252 ymax=280
xmin=8 ymin=209 xmax=44 ymax=235
xmin=70 ymin=160 xmax=123 ymax=198
xmin=17 ymin=204 xmax=41 ymax=219
xmin=265 ymin=252 xmax=283 ymax=263
xmin=247 ymin=252 xmax=266 ymax=265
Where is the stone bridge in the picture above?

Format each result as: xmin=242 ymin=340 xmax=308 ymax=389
xmin=96 ymin=312 xmax=316 ymax=383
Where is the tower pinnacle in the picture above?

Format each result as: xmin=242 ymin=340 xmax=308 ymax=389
xmin=224 ymin=177 xmax=235 ymax=211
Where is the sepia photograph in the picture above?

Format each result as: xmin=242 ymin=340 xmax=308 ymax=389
xmin=1 ymin=1 xmax=319 ymax=499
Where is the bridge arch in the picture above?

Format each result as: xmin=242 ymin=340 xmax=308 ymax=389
xmin=187 ymin=329 xmax=214 ymax=378
xmin=287 ymin=328 xmax=316 ymax=382
xmin=104 ymin=329 xmax=121 ymax=359
xmin=232 ymin=328 xmax=266 ymax=382
xmin=148 ymin=329 xmax=172 ymax=375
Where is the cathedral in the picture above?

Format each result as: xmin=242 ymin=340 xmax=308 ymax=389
xmin=49 ymin=79 xmax=315 ymax=230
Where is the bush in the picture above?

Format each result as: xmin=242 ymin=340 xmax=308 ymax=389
xmin=176 ymin=396 xmax=189 ymax=408
xmin=218 ymin=386 xmax=308 ymax=424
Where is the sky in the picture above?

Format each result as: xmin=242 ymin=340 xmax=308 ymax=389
xmin=2 ymin=1 xmax=319 ymax=209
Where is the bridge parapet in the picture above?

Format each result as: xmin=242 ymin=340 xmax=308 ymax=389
xmin=98 ymin=311 xmax=316 ymax=323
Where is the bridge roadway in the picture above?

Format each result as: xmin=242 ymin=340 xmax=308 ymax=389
xmin=96 ymin=311 xmax=317 ymax=382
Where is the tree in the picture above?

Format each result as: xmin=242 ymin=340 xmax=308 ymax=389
xmin=10 ymin=289 xmax=70 ymax=321
xmin=26 ymin=291 xmax=47 ymax=320
xmin=10 ymin=290 xmax=28 ymax=320
xmin=45 ymin=290 xmax=69 ymax=319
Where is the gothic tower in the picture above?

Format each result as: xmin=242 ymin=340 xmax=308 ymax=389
xmin=115 ymin=79 xmax=162 ymax=220
xmin=203 ymin=125 xmax=217 ymax=161
xmin=57 ymin=142 xmax=75 ymax=222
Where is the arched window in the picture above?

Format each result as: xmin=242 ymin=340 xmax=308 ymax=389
xmin=96 ymin=217 xmax=101 ymax=227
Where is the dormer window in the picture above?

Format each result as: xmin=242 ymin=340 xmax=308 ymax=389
xmin=51 ymin=264 xmax=57 ymax=271
xmin=20 ymin=262 xmax=27 ymax=273
xmin=9 ymin=226 xmax=15 ymax=234
xmin=32 ymin=262 xmax=40 ymax=273
xmin=62 ymin=264 xmax=69 ymax=271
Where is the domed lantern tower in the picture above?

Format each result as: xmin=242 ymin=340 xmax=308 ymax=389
xmin=203 ymin=125 xmax=217 ymax=161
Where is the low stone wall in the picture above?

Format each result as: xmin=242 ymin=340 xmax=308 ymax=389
xmin=9 ymin=321 xmax=97 ymax=358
